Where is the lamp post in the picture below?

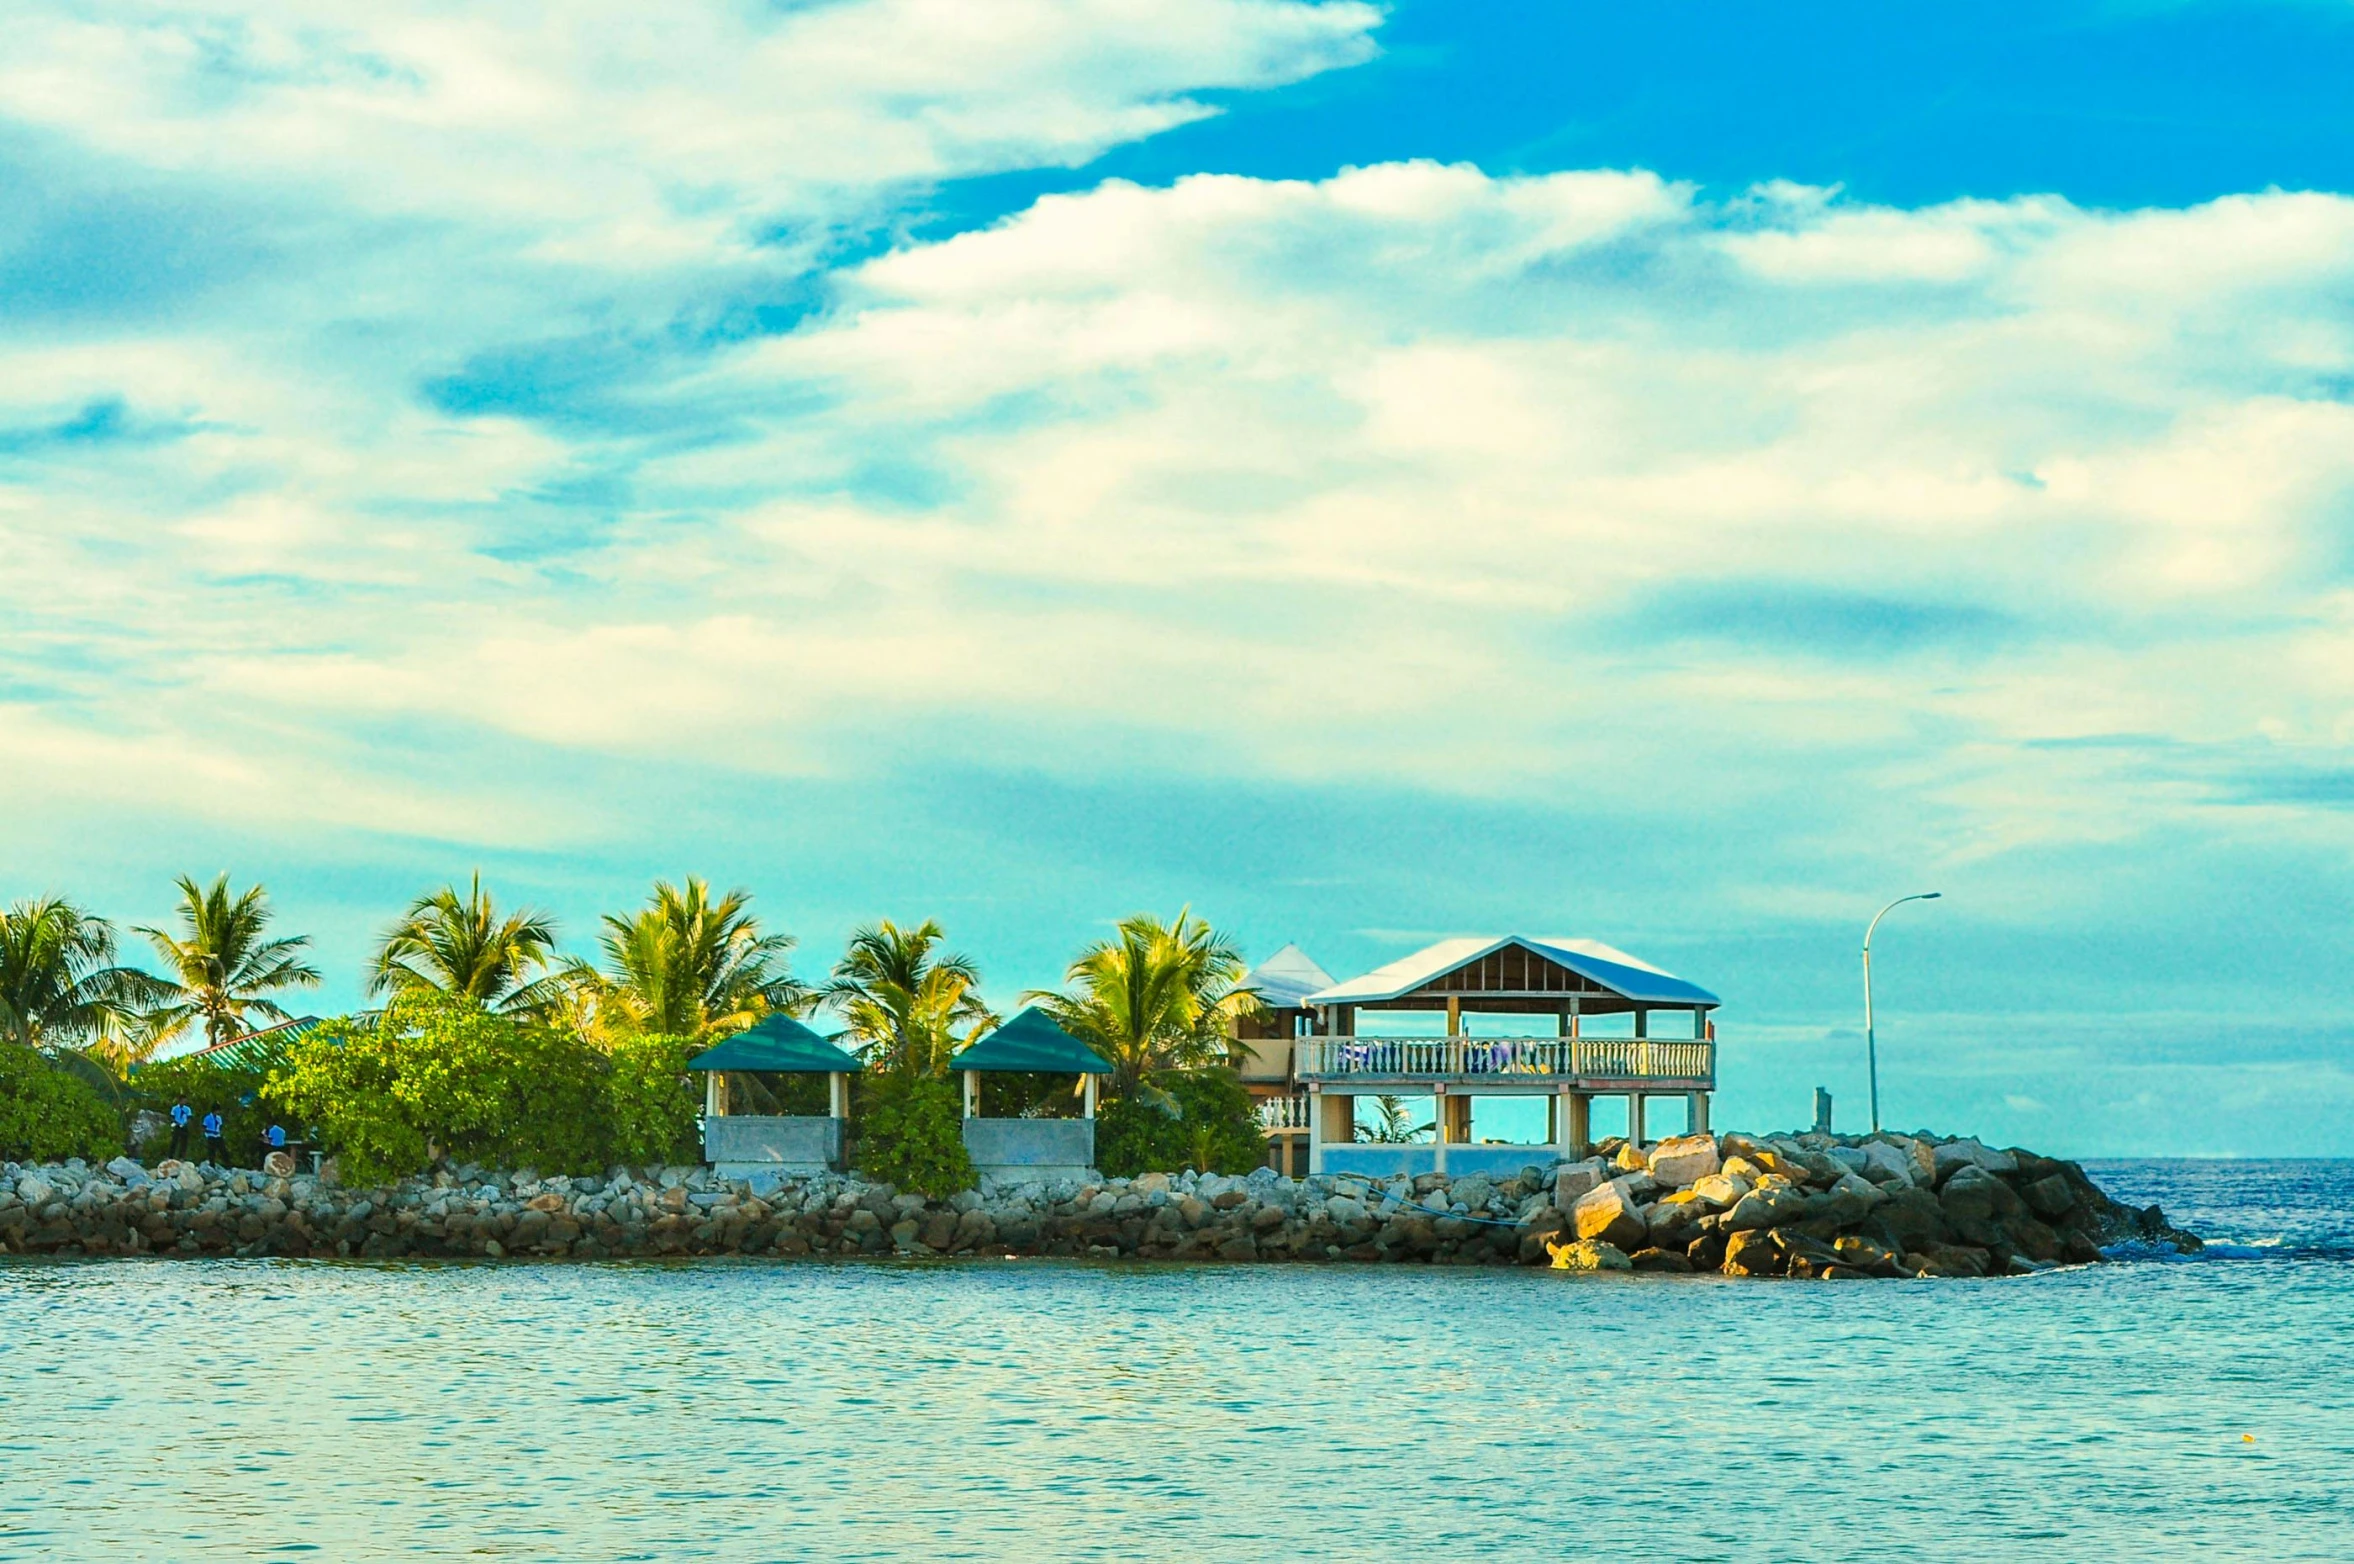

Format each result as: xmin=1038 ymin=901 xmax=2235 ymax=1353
xmin=1863 ymin=892 xmax=1941 ymax=1133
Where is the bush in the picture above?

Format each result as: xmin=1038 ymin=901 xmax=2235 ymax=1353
xmin=265 ymin=994 xmax=609 ymax=1184
xmin=0 ymin=1044 xmax=123 ymax=1164
xmin=604 ymin=1032 xmax=700 ymax=1167
xmin=854 ymin=1073 xmax=974 ymax=1199
xmin=1096 ymin=1067 xmax=1264 ymax=1179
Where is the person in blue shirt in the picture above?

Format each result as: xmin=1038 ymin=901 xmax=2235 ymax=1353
xmin=201 ymin=1109 xmax=226 ymax=1167
xmin=169 ymin=1100 xmax=193 ymax=1160
xmin=261 ymin=1123 xmax=288 ymax=1166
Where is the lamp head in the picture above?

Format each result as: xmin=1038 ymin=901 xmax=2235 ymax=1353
xmin=1920 ymin=892 xmax=1942 ymax=900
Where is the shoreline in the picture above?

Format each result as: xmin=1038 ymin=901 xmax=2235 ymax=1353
xmin=2 ymin=1128 xmax=2201 ymax=1276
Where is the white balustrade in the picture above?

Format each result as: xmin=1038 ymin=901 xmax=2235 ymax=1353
xmin=1292 ymin=1036 xmax=1713 ymax=1086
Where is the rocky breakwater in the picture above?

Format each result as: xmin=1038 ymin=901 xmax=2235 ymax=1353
xmin=0 ymin=1130 xmax=2197 ymax=1275
xmin=1542 ymin=1130 xmax=2201 ymax=1279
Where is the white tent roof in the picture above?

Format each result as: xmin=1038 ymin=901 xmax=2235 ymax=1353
xmin=1243 ymin=943 xmax=1336 ymax=1009
xmin=1307 ymin=935 xmax=1718 ymax=1007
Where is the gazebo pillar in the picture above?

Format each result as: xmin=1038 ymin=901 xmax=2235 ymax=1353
xmin=829 ymin=1072 xmax=849 ymax=1119
xmin=963 ymin=1069 xmax=980 ymax=1119
xmin=704 ymin=1071 xmax=724 ymax=1119
xmin=1688 ymin=1092 xmax=1710 ymax=1135
xmin=1567 ymin=1093 xmax=1591 ymax=1159
xmin=1082 ymin=1074 xmax=1098 ymax=1119
xmin=1306 ymin=1083 xmax=1324 ymax=1176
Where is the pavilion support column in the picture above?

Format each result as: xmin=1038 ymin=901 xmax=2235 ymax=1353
xmin=1432 ymin=1085 xmax=1448 ymax=1177
xmin=1314 ymin=1088 xmax=1353 ymax=1175
xmin=1568 ymin=1094 xmax=1592 ymax=1159
xmin=1688 ymin=1092 xmax=1711 ymax=1136
xmin=1307 ymin=1084 xmax=1324 ymax=1176
xmin=704 ymin=1072 xmax=724 ymax=1119
xmin=963 ymin=1069 xmax=980 ymax=1119
xmin=829 ymin=1072 xmax=849 ymax=1119
xmin=1629 ymin=1094 xmax=1648 ymax=1149
xmin=1082 ymin=1075 xmax=1098 ymax=1120
xmin=1552 ymin=1086 xmax=1575 ymax=1161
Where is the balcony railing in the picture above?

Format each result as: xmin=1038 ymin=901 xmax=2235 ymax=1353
xmin=1257 ymin=1096 xmax=1312 ymax=1131
xmin=1294 ymin=1036 xmax=1714 ymax=1088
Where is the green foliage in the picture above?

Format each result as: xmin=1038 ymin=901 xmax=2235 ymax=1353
xmin=1096 ymin=1067 xmax=1265 ymax=1178
xmin=576 ymin=878 xmax=804 ymax=1043
xmin=134 ymin=874 xmax=320 ymax=1055
xmin=368 ymin=873 xmax=562 ymax=1013
xmin=132 ymin=1030 xmax=301 ymax=1164
xmin=0 ymin=1043 xmax=123 ymax=1164
xmin=977 ymin=1070 xmax=1082 ymax=1119
xmin=265 ymin=994 xmax=608 ymax=1184
xmin=853 ymin=1072 xmax=974 ymax=1198
xmin=603 ymin=1032 xmax=701 ymax=1167
xmin=0 ymin=896 xmax=168 ymax=1060
xmin=1357 ymin=1094 xmax=1433 ymax=1145
xmin=1027 ymin=909 xmax=1261 ymax=1104
xmin=824 ymin=919 xmax=991 ymax=1078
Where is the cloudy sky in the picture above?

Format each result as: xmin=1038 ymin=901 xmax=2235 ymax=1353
xmin=6 ymin=0 xmax=2353 ymax=1153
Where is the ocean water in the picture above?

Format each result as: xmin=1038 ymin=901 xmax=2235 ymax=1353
xmin=2 ymin=1160 xmax=2349 ymax=1562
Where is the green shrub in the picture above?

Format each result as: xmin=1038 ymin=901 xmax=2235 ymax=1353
xmin=0 ymin=1044 xmax=123 ymax=1164
xmin=1096 ymin=1067 xmax=1264 ymax=1178
xmin=604 ymin=1032 xmax=700 ymax=1167
xmin=854 ymin=1072 xmax=974 ymax=1198
xmin=265 ymin=994 xmax=609 ymax=1184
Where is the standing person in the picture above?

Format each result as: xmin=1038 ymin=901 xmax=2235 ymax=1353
xmin=201 ymin=1108 xmax=227 ymax=1167
xmin=169 ymin=1099 xmax=194 ymax=1160
xmin=262 ymin=1122 xmax=287 ymax=1168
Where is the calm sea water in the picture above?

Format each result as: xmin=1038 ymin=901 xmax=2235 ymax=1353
xmin=3 ymin=1160 xmax=2350 ymax=1562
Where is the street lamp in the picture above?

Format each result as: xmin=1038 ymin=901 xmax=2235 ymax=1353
xmin=1863 ymin=892 xmax=1941 ymax=1133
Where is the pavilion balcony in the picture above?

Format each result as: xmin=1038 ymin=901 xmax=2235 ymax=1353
xmin=1293 ymin=1036 xmax=1716 ymax=1092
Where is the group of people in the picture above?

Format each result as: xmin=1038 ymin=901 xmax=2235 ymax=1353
xmin=166 ymin=1100 xmax=293 ymax=1170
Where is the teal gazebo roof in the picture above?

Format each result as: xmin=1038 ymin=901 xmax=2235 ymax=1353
xmin=950 ymin=1008 xmax=1113 ymax=1075
xmin=688 ymin=1014 xmax=862 ymax=1074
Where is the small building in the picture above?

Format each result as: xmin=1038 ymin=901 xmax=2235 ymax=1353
xmin=951 ymin=1007 xmax=1113 ymax=1187
xmin=689 ymin=1014 xmax=862 ymax=1181
xmin=1246 ymin=935 xmax=1720 ymax=1178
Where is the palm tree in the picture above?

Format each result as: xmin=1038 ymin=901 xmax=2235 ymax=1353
xmin=135 ymin=875 xmax=322 ymax=1052
xmin=1027 ymin=909 xmax=1262 ymax=1108
xmin=0 ymin=896 xmax=169 ymax=1058
xmin=1358 ymin=1095 xmax=1434 ymax=1145
xmin=369 ymin=873 xmax=561 ymax=1012
xmin=574 ymin=877 xmax=805 ymax=1043
xmin=821 ymin=919 xmax=993 ymax=1077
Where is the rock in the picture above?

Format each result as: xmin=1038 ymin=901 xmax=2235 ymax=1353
xmin=919 ymin=1211 xmax=957 ymax=1249
xmin=105 ymin=1156 xmax=144 ymax=1181
xmin=1932 ymin=1138 xmax=2017 ymax=1183
xmin=2022 ymin=1175 xmax=2078 ymax=1220
xmin=1857 ymin=1142 xmax=1915 ymax=1186
xmin=1646 ymin=1133 xmax=1721 ymax=1187
xmin=1549 ymin=1160 xmax=1606 ymax=1211
xmin=1629 ymin=1246 xmax=1695 ymax=1274
xmin=1876 ymin=1186 xmax=1950 ymax=1251
xmin=1720 ymin=1228 xmax=1784 ymax=1276
xmin=1831 ymin=1234 xmax=1901 ymax=1275
xmin=262 ymin=1152 xmax=296 ymax=1178
xmin=1915 ymin=1243 xmax=1992 ymax=1278
xmin=15 ymin=1175 xmax=54 ymax=1206
xmin=1685 ymin=1230 xmax=1728 ymax=1270
xmin=1546 ymin=1238 xmax=1633 ymax=1272
xmin=1571 ymin=1179 xmax=1649 ymax=1251
xmin=1827 ymin=1147 xmax=1869 ymax=1174
xmin=1211 ymin=1190 xmax=1250 ymax=1211
xmin=1642 ymin=1192 xmax=1705 ymax=1250
xmin=1938 ymin=1164 xmax=2001 ymax=1226
xmin=1612 ymin=1143 xmax=1649 ymax=1172
xmin=1689 ymin=1172 xmax=1750 ymax=1209
xmin=1723 ymin=1176 xmax=1808 ymax=1232
xmin=1808 ymin=1172 xmax=1885 ymax=1227
xmin=1772 ymin=1229 xmax=1845 ymax=1278
xmin=1450 ymin=1175 xmax=1494 ymax=1212
xmin=1133 ymin=1172 xmax=1170 ymax=1195
xmin=1325 ymin=1195 xmax=1369 ymax=1227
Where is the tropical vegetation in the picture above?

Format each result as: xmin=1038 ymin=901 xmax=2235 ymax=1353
xmin=368 ymin=874 xmax=563 ymax=1013
xmin=0 ymin=896 xmax=163 ymax=1058
xmin=570 ymin=877 xmax=804 ymax=1043
xmin=135 ymin=874 xmax=321 ymax=1054
xmin=0 ymin=1036 xmax=122 ymax=1163
xmin=823 ymin=919 xmax=993 ymax=1077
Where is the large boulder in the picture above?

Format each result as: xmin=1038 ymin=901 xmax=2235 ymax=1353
xmin=1932 ymin=1138 xmax=2017 ymax=1184
xmin=1629 ymin=1246 xmax=1695 ymax=1273
xmin=1553 ymin=1158 xmax=1610 ymax=1208
xmin=1937 ymin=1164 xmax=2003 ymax=1226
xmin=1808 ymin=1172 xmax=1885 ymax=1228
xmin=1720 ymin=1228 xmax=1784 ymax=1276
xmin=2021 ymin=1174 xmax=2078 ymax=1220
xmin=1572 ymin=1179 xmax=1650 ymax=1252
xmin=1875 ymin=1186 xmax=1951 ymax=1252
xmin=1723 ymin=1175 xmax=1809 ymax=1232
xmin=1642 ymin=1191 xmax=1707 ymax=1250
xmin=1857 ymin=1142 xmax=1916 ymax=1186
xmin=1547 ymin=1238 xmax=1634 ymax=1272
xmin=1690 ymin=1172 xmax=1751 ymax=1210
xmin=1646 ymin=1133 xmax=1721 ymax=1187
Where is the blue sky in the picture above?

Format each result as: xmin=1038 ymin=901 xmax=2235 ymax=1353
xmin=5 ymin=0 xmax=2353 ymax=1154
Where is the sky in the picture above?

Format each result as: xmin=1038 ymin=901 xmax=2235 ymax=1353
xmin=5 ymin=0 xmax=2354 ymax=1155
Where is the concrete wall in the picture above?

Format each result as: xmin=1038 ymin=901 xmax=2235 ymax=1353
xmin=704 ymin=1115 xmax=842 ymax=1174
xmin=963 ymin=1118 xmax=1094 ymax=1183
xmin=1317 ymin=1144 xmax=1558 ymax=1180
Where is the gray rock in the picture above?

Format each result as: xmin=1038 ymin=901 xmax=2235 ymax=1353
xmin=1553 ymin=1158 xmax=1609 ymax=1208
xmin=1645 ymin=1133 xmax=1721 ymax=1187
xmin=1857 ymin=1142 xmax=1915 ymax=1186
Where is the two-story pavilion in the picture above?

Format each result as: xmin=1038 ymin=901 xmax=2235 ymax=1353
xmin=1285 ymin=935 xmax=1720 ymax=1178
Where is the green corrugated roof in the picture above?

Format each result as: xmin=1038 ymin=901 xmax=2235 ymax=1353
xmin=950 ymin=1007 xmax=1113 ymax=1075
xmin=688 ymin=1013 xmax=862 ymax=1073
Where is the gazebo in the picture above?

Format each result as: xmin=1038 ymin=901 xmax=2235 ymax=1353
xmin=688 ymin=1014 xmax=863 ymax=1179
xmin=949 ymin=1008 xmax=1113 ymax=1185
